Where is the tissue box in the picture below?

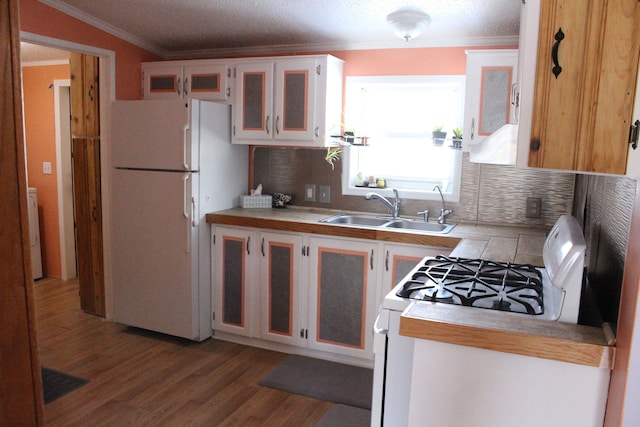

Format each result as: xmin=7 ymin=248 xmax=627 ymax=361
xmin=240 ymin=195 xmax=272 ymax=208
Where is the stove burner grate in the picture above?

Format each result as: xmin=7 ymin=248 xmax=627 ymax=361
xmin=396 ymin=255 xmax=544 ymax=315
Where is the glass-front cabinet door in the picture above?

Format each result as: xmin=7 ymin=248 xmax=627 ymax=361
xmin=307 ymin=237 xmax=377 ymax=360
xmin=184 ymin=63 xmax=230 ymax=101
xmin=233 ymin=62 xmax=274 ymax=140
xmin=143 ymin=64 xmax=183 ymax=100
xmin=259 ymin=232 xmax=303 ymax=346
xmin=212 ymin=226 xmax=254 ymax=337
xmin=273 ymin=59 xmax=319 ymax=142
xmin=463 ymin=50 xmax=519 ymax=148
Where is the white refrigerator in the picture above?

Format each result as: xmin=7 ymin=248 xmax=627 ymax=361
xmin=110 ymin=99 xmax=247 ymax=341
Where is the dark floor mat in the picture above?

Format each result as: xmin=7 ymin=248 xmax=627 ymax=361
xmin=316 ymin=404 xmax=371 ymax=427
xmin=41 ymin=367 xmax=89 ymax=404
xmin=258 ymin=355 xmax=373 ymax=409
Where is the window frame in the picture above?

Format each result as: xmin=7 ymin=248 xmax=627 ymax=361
xmin=341 ymin=75 xmax=466 ymax=203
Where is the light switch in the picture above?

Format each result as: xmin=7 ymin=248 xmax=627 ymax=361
xmin=43 ymin=161 xmax=52 ymax=175
xmin=319 ymin=185 xmax=331 ymax=204
xmin=304 ymin=184 xmax=316 ymax=202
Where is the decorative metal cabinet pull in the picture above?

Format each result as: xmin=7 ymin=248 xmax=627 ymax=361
xmin=552 ymin=28 xmax=565 ymax=78
xmin=630 ymin=120 xmax=640 ymax=150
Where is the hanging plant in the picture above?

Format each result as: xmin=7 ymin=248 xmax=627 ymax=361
xmin=325 ymin=146 xmax=343 ymax=170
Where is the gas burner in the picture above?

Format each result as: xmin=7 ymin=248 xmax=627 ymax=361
xmin=396 ymin=255 xmax=544 ymax=315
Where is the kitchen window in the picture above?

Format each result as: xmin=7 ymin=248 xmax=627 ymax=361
xmin=341 ymin=76 xmax=465 ymax=202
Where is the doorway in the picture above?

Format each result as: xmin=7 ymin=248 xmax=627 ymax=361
xmin=53 ymin=79 xmax=78 ymax=280
xmin=20 ymin=34 xmax=115 ymax=318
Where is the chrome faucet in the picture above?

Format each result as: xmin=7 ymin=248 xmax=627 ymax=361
xmin=365 ymin=188 xmax=400 ymax=219
xmin=433 ymin=185 xmax=453 ymax=224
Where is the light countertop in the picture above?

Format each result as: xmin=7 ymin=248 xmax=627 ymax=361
xmin=206 ymin=206 xmax=614 ymax=368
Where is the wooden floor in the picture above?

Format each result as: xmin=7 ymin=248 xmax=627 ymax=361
xmin=34 ymin=277 xmax=333 ymax=426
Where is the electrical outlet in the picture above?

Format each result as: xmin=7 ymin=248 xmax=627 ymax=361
xmin=43 ymin=161 xmax=52 ymax=175
xmin=319 ymin=185 xmax=331 ymax=204
xmin=526 ymin=197 xmax=542 ymax=218
xmin=304 ymin=184 xmax=316 ymax=202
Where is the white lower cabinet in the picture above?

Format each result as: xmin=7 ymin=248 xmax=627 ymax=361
xmin=258 ymin=231 xmax=303 ymax=347
xmin=378 ymin=243 xmax=451 ymax=307
xmin=306 ymin=236 xmax=378 ymax=360
xmin=211 ymin=225 xmax=448 ymax=363
xmin=212 ymin=226 xmax=255 ymax=337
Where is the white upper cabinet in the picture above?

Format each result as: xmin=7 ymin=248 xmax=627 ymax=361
xmin=232 ymin=55 xmax=344 ymax=147
xmin=463 ymin=50 xmax=519 ymax=149
xmin=143 ymin=60 xmax=231 ymax=102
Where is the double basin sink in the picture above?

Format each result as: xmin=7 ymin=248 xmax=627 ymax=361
xmin=320 ymin=214 xmax=455 ymax=234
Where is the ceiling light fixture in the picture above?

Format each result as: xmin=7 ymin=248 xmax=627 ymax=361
xmin=386 ymin=6 xmax=432 ymax=42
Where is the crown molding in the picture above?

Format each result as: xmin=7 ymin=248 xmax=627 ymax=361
xmin=39 ymin=0 xmax=169 ymax=57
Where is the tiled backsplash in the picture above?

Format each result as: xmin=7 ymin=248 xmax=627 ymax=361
xmin=574 ymin=173 xmax=637 ymax=329
xmin=252 ymin=147 xmax=575 ymax=227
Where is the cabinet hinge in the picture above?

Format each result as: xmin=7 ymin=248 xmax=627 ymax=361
xmin=629 ymin=120 xmax=639 ymax=150
xmin=316 ymin=64 xmax=321 ymax=75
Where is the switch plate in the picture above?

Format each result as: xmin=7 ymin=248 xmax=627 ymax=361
xmin=526 ymin=197 xmax=542 ymax=218
xmin=319 ymin=185 xmax=331 ymax=204
xmin=304 ymin=184 xmax=316 ymax=202
xmin=43 ymin=161 xmax=52 ymax=175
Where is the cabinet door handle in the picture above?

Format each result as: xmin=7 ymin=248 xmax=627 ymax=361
xmin=261 ymin=238 xmax=265 ymax=256
xmin=551 ymin=27 xmax=565 ymax=78
xmin=177 ymin=77 xmax=181 ymax=95
xmin=470 ymin=118 xmax=475 ymax=140
xmin=275 ymin=115 xmax=280 ymax=135
xmin=385 ymin=250 xmax=389 ymax=272
xmin=265 ymin=115 xmax=270 ymax=135
xmin=247 ymin=236 xmax=251 ymax=255
xmin=184 ymin=77 xmax=189 ymax=95
xmin=182 ymin=124 xmax=190 ymax=170
xmin=370 ymin=249 xmax=374 ymax=270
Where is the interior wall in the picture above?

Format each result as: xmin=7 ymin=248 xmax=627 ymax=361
xmin=252 ymin=148 xmax=575 ymax=228
xmin=19 ymin=0 xmax=160 ymax=100
xmin=22 ymin=63 xmax=70 ymax=278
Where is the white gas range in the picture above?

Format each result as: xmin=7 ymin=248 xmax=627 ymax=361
xmin=371 ymin=215 xmax=602 ymax=427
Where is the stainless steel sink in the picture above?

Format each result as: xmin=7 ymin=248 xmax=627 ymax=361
xmin=319 ymin=214 xmax=455 ymax=234
xmin=320 ymin=214 xmax=391 ymax=227
xmin=384 ymin=220 xmax=455 ymax=234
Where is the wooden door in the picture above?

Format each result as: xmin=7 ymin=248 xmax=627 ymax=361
xmin=528 ymin=0 xmax=640 ymax=173
xmin=70 ymin=53 xmax=105 ymax=316
xmin=72 ymin=137 xmax=105 ymax=315
xmin=0 ymin=0 xmax=45 ymax=423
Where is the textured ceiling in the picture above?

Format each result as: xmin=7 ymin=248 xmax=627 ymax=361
xmin=38 ymin=0 xmax=521 ymax=59
xmin=20 ymin=42 xmax=70 ymax=63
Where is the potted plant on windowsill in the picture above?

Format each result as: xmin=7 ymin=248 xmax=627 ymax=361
xmin=432 ymin=124 xmax=447 ymax=145
xmin=452 ymin=127 xmax=462 ymax=149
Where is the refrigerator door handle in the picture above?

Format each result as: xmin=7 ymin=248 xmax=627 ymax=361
xmin=183 ymin=173 xmax=191 ymax=253
xmin=183 ymin=123 xmax=190 ymax=170
xmin=191 ymin=196 xmax=198 ymax=227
